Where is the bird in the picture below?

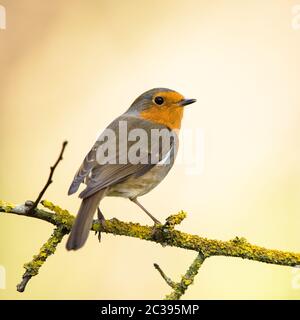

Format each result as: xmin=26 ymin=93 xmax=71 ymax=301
xmin=66 ymin=88 xmax=196 ymax=250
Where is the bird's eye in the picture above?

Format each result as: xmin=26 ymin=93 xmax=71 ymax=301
xmin=154 ymin=96 xmax=164 ymax=105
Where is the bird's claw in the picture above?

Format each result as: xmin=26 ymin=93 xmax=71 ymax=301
xmin=151 ymin=222 xmax=165 ymax=244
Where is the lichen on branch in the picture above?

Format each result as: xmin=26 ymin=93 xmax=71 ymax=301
xmin=17 ymin=226 xmax=67 ymax=292
xmin=1 ymin=199 xmax=300 ymax=299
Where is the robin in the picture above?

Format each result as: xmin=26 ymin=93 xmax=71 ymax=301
xmin=66 ymin=88 xmax=196 ymax=250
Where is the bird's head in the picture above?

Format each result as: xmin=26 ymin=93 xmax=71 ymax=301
xmin=126 ymin=88 xmax=196 ymax=129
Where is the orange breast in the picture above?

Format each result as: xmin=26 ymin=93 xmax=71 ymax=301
xmin=140 ymin=105 xmax=183 ymax=129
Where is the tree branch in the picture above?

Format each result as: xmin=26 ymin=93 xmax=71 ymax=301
xmin=1 ymin=199 xmax=300 ymax=298
xmin=17 ymin=226 xmax=67 ymax=292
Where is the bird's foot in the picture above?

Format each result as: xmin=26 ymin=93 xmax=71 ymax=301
xmin=152 ymin=217 xmax=162 ymax=225
xmin=151 ymin=221 xmax=167 ymax=245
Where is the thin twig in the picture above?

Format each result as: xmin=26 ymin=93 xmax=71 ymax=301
xmin=154 ymin=263 xmax=177 ymax=288
xmin=28 ymin=141 xmax=68 ymax=213
xmin=16 ymin=273 xmax=31 ymax=292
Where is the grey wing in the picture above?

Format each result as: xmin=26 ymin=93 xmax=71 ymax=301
xmin=77 ymin=115 xmax=176 ymax=199
xmin=68 ymin=115 xmax=131 ymax=196
xmin=68 ymin=140 xmax=101 ymax=195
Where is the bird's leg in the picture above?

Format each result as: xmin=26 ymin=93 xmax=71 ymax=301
xmin=95 ymin=207 xmax=106 ymax=242
xmin=130 ymin=197 xmax=161 ymax=225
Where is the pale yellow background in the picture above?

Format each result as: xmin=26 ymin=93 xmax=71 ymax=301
xmin=0 ymin=0 xmax=300 ymax=299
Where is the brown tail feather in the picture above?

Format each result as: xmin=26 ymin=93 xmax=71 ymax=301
xmin=66 ymin=190 xmax=106 ymax=250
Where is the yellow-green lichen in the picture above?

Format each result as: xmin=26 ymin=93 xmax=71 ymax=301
xmin=164 ymin=211 xmax=187 ymax=230
xmin=0 ymin=200 xmax=15 ymax=213
xmin=2 ymin=197 xmax=300 ymax=298
xmin=231 ymin=236 xmax=248 ymax=245
xmin=23 ymin=227 xmax=66 ymax=276
xmin=41 ymin=200 xmax=74 ymax=227
xmin=163 ymin=253 xmax=205 ymax=300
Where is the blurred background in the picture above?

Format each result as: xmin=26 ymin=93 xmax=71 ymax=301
xmin=0 ymin=0 xmax=300 ymax=299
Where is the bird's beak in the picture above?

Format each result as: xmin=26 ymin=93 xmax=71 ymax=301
xmin=180 ymin=98 xmax=197 ymax=106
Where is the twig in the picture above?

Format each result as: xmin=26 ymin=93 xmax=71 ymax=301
xmin=154 ymin=263 xmax=177 ymax=289
xmin=16 ymin=274 xmax=31 ymax=293
xmin=28 ymin=141 xmax=68 ymax=213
